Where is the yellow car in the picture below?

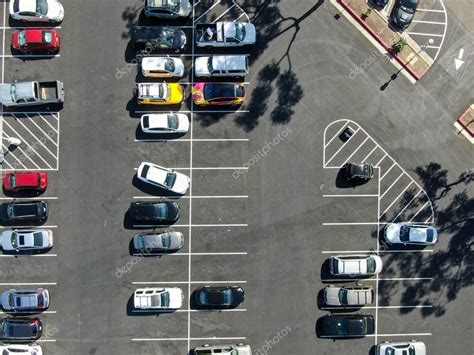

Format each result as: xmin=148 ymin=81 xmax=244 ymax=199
xmin=136 ymin=83 xmax=184 ymax=105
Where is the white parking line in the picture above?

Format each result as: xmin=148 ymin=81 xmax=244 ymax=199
xmin=412 ymin=20 xmax=445 ymax=25
xmin=360 ymin=146 xmax=378 ymax=163
xmin=324 ymin=120 xmax=350 ymax=149
xmin=131 ymin=308 xmax=246 ymax=313
xmin=321 ymin=305 xmax=432 ymax=310
xmin=425 ymin=45 xmax=441 ymax=49
xmin=36 ymin=339 xmax=57 ymax=343
xmin=133 ymin=167 xmax=248 ymax=171
xmin=0 ymin=254 xmax=57 ymax=257
xmin=409 ymin=201 xmax=431 ymax=222
xmin=232 ymin=1 xmax=250 ymax=22
xmin=0 ymin=197 xmax=58 ymax=200
xmin=325 ymin=128 xmax=361 ymax=166
xmin=0 ymin=225 xmax=58 ymax=229
xmin=12 ymin=115 xmax=57 ymax=159
xmin=1 ymin=1 xmax=5 ymax=84
xmin=321 ymin=277 xmax=432 ymax=282
xmin=340 ymin=137 xmax=370 ymax=167
xmin=2 ymin=143 xmax=27 ymax=168
xmin=321 ymin=250 xmax=433 ymax=253
xmin=322 ymin=194 xmax=378 ymax=197
xmin=234 ymin=12 xmax=246 ymax=22
xmin=132 ymin=281 xmax=247 ymax=285
xmin=133 ymin=195 xmax=248 ymax=199
xmin=0 ymin=282 xmax=57 ymax=286
xmin=213 ymin=4 xmax=236 ymax=23
xmin=194 ymin=0 xmax=220 ymax=23
xmin=367 ymin=333 xmax=432 ymax=337
xmin=131 ymin=252 xmax=247 ymax=256
xmin=380 ymin=163 xmax=396 ymax=181
xmin=379 ymin=172 xmax=405 ymax=199
xmin=379 ymin=181 xmax=414 ymax=219
xmin=1 ymin=54 xmax=61 ymax=58
xmin=407 ymin=32 xmax=444 ymax=37
xmin=391 ymin=189 xmax=422 ymax=222
xmin=322 ymin=222 xmax=379 ymax=225
xmin=132 ymin=337 xmax=246 ymax=342
xmin=133 ymin=223 xmax=248 ymax=228
xmin=39 ymin=114 xmax=58 ymax=133
xmin=24 ymin=115 xmax=58 ymax=146
xmin=135 ymin=138 xmax=249 ymax=142
xmin=2 ymin=133 xmax=41 ymax=169
xmin=0 ymin=26 xmax=62 ymax=29
xmin=0 ymin=310 xmax=57 ymax=314
xmin=416 ymin=8 xmax=444 ymax=12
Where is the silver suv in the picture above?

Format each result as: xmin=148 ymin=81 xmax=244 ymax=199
xmin=323 ymin=284 xmax=374 ymax=306
xmin=191 ymin=344 xmax=252 ymax=355
xmin=1 ymin=288 xmax=50 ymax=312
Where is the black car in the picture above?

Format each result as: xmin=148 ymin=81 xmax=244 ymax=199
xmin=4 ymin=201 xmax=48 ymax=223
xmin=132 ymin=26 xmax=187 ymax=52
xmin=374 ymin=0 xmax=389 ymax=8
xmin=344 ymin=163 xmax=374 ymax=180
xmin=0 ymin=317 xmax=43 ymax=342
xmin=128 ymin=201 xmax=180 ymax=225
xmin=194 ymin=286 xmax=245 ymax=309
xmin=319 ymin=314 xmax=374 ymax=338
xmin=391 ymin=0 xmax=419 ymax=30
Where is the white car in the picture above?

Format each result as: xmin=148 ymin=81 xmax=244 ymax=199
xmin=1 ymin=229 xmax=53 ymax=252
xmin=134 ymin=287 xmax=183 ymax=310
xmin=329 ymin=255 xmax=383 ymax=276
xmin=10 ymin=0 xmax=64 ymax=23
xmin=141 ymin=57 xmax=185 ymax=78
xmin=140 ymin=113 xmax=189 ymax=134
xmin=0 ymin=345 xmax=42 ymax=355
xmin=192 ymin=344 xmax=252 ymax=355
xmin=137 ymin=162 xmax=190 ymax=195
xmin=195 ymin=55 xmax=249 ymax=77
xmin=376 ymin=340 xmax=426 ymax=355
xmin=384 ymin=223 xmax=438 ymax=245
xmin=1 ymin=288 xmax=50 ymax=312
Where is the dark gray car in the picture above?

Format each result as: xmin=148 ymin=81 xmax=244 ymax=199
xmin=391 ymin=0 xmax=419 ymax=30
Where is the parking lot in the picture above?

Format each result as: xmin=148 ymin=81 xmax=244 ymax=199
xmin=0 ymin=0 xmax=472 ymax=354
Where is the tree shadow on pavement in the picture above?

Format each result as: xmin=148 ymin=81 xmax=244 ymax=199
xmin=376 ymin=163 xmax=473 ymax=318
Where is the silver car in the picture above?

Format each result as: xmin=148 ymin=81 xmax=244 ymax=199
xmin=376 ymin=340 xmax=426 ymax=355
xmin=323 ymin=284 xmax=374 ymax=306
xmin=133 ymin=231 xmax=184 ymax=252
xmin=1 ymin=288 xmax=50 ymax=312
xmin=1 ymin=229 xmax=53 ymax=252
xmin=384 ymin=223 xmax=438 ymax=245
xmin=191 ymin=344 xmax=252 ymax=355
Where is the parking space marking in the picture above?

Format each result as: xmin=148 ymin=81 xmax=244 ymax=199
xmin=133 ymin=195 xmax=248 ymax=199
xmin=132 ymin=337 xmax=246 ymax=342
xmin=0 ymin=282 xmax=57 ymax=285
xmin=0 ymin=254 xmax=57 ymax=257
xmin=194 ymin=0 xmax=220 ymax=23
xmin=407 ymin=32 xmax=444 ymax=37
xmin=380 ymin=163 xmax=396 ymax=181
xmin=0 ymin=310 xmax=57 ymax=314
xmin=367 ymin=333 xmax=432 ymax=337
xmin=1 ymin=0 xmax=5 ymax=84
xmin=37 ymin=340 xmax=57 ymax=343
xmin=417 ymin=8 xmax=444 ymax=12
xmin=135 ymin=138 xmax=249 ymax=142
xmin=379 ymin=181 xmax=414 ymax=219
xmin=212 ymin=4 xmax=236 ymax=23
xmin=374 ymin=153 xmax=387 ymax=167
xmin=0 ymin=196 xmax=58 ymax=200
xmin=322 ymin=250 xmax=433 ymax=253
xmin=132 ymin=252 xmax=247 ymax=256
xmin=131 ymin=309 xmax=246 ymax=313
xmin=0 ymin=26 xmax=62 ymax=30
xmin=133 ymin=223 xmax=247 ymax=228
xmin=232 ymin=1 xmax=250 ymax=22
xmin=391 ymin=189 xmax=422 ymax=222
xmin=133 ymin=167 xmax=248 ymax=171
xmin=408 ymin=201 xmax=431 ymax=222
xmin=321 ymin=305 xmax=432 ymax=310
xmin=132 ymin=281 xmax=247 ymax=285
xmin=324 ymin=128 xmax=360 ymax=166
xmin=12 ymin=118 xmax=57 ymax=159
xmin=0 ymin=225 xmax=58 ymax=229
xmin=341 ymin=136 xmax=370 ymax=166
xmin=1 ymin=54 xmax=61 ymax=58
xmin=321 ymin=277 xmax=432 ymax=282
xmin=360 ymin=146 xmax=379 ymax=163
xmin=323 ymin=194 xmax=379 ymax=197
xmin=412 ymin=19 xmax=445 ymax=25
xmin=322 ymin=222 xmax=379 ymax=225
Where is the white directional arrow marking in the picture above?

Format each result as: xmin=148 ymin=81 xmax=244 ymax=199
xmin=455 ymin=48 xmax=464 ymax=70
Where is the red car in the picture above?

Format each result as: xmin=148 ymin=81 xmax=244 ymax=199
xmin=11 ymin=29 xmax=60 ymax=53
xmin=3 ymin=171 xmax=48 ymax=192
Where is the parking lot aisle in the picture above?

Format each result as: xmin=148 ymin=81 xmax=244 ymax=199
xmin=1 ymin=112 xmax=60 ymax=171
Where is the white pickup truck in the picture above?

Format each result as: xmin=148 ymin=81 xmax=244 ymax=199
xmin=195 ymin=22 xmax=256 ymax=48
xmin=0 ymin=80 xmax=64 ymax=107
xmin=133 ymin=287 xmax=183 ymax=310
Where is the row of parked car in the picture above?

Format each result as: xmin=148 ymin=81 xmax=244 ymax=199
xmin=0 ymin=2 xmax=65 ymax=353
xmin=317 ymin=162 xmax=436 ymax=353
xmin=127 ymin=1 xmax=253 ymax=354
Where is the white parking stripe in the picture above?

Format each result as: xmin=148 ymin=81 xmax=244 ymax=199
xmin=367 ymin=333 xmax=432 ymax=337
xmin=39 ymin=114 xmax=58 ymax=133
xmin=321 ymin=277 xmax=432 ymax=282
xmin=131 ymin=309 xmax=247 ymax=313
xmin=325 ymin=128 xmax=361 ymax=166
xmin=2 ymin=143 xmax=27 ymax=169
xmin=380 ymin=162 xmax=396 ymax=181
xmin=391 ymin=189 xmax=422 ymax=223
xmin=0 ymin=254 xmax=57 ymax=257
xmin=133 ymin=195 xmax=248 ymax=199
xmin=0 ymin=159 xmax=13 ymax=169
xmin=321 ymin=250 xmax=433 ymax=253
xmin=2 ymin=120 xmax=53 ymax=169
xmin=234 ymin=12 xmax=246 ymax=22
xmin=321 ymin=305 xmax=432 ymax=310
xmin=131 ymin=252 xmax=247 ymax=256
xmin=132 ymin=281 xmax=247 ymax=285
xmin=425 ymin=45 xmax=441 ymax=49
xmin=322 ymin=222 xmax=379 ymax=225
xmin=12 ymin=115 xmax=57 ymax=159
xmin=0 ymin=225 xmax=58 ymax=229
xmin=379 ymin=181 xmax=414 ymax=218
xmin=0 ymin=310 xmax=57 ymax=314
xmin=132 ymin=167 xmax=248 ymax=171
xmin=135 ymin=138 xmax=249 ymax=142
xmin=194 ymin=0 xmax=220 ymax=23
xmin=409 ymin=200 xmax=430 ymax=222
xmin=0 ymin=282 xmax=57 ymax=285
xmin=340 ymin=137 xmax=370 ymax=167
xmin=412 ymin=20 xmax=445 ymax=25
xmin=374 ymin=153 xmax=387 ymax=167
xmin=133 ymin=224 xmax=247 ymax=228
xmin=360 ymin=146 xmax=378 ymax=163
xmin=212 ymin=4 xmax=236 ymax=23
xmin=232 ymin=1 xmax=250 ymax=22
xmin=132 ymin=337 xmax=246 ymax=342
xmin=0 ymin=197 xmax=58 ymax=200
xmin=324 ymin=120 xmax=350 ymax=148
xmin=25 ymin=115 xmax=58 ymax=146
xmin=36 ymin=340 xmax=57 ymax=343
xmin=2 ymin=136 xmax=41 ymax=169
xmin=407 ymin=32 xmax=444 ymax=37
xmin=379 ymin=172 xmax=405 ymax=199
xmin=1 ymin=54 xmax=60 ymax=58
xmin=322 ymin=194 xmax=378 ymax=197
xmin=416 ymin=8 xmax=444 ymax=12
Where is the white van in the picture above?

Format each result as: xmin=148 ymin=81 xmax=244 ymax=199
xmin=194 ymin=55 xmax=249 ymax=77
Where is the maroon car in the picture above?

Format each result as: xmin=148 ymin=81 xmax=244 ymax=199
xmin=11 ymin=29 xmax=60 ymax=53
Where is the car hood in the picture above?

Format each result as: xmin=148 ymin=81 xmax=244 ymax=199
xmin=172 ymin=172 xmax=190 ymax=194
xmin=168 ymin=232 xmax=184 ymax=249
xmin=1 ymin=231 xmax=14 ymax=250
xmin=168 ymin=288 xmax=184 ymax=308
xmin=1 ymin=291 xmax=11 ymax=309
xmin=323 ymin=287 xmax=341 ymax=306
xmin=0 ymin=84 xmax=13 ymax=104
xmin=378 ymin=342 xmax=426 ymax=354
xmin=242 ymin=24 xmax=256 ymax=44
xmin=47 ymin=1 xmax=64 ymax=20
xmin=179 ymin=0 xmax=192 ymax=17
xmin=385 ymin=223 xmax=401 ymax=242
xmin=194 ymin=57 xmax=210 ymax=76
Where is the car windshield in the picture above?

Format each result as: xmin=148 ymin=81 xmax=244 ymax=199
xmin=157 ymin=204 xmax=168 ymax=218
xmin=401 ymin=0 xmax=417 ymax=13
xmin=400 ymin=226 xmax=410 ymax=242
xmin=137 ymin=236 xmax=146 ymax=249
xmin=167 ymin=114 xmax=179 ymax=130
xmin=11 ymin=84 xmax=17 ymax=102
xmin=161 ymin=234 xmax=171 ymax=248
xmin=222 ymin=289 xmax=233 ymax=305
xmin=161 ymin=28 xmax=176 ymax=47
xmin=336 ymin=320 xmax=347 ymax=335
xmin=18 ymin=30 xmax=27 ymax=46
xmin=207 ymin=57 xmax=213 ymax=72
xmin=33 ymin=232 xmax=43 ymax=246
xmin=235 ymin=23 xmax=246 ymax=41
xmin=36 ymin=0 xmax=49 ymax=15
xmin=164 ymin=172 xmax=176 ymax=188
xmin=160 ymin=292 xmax=170 ymax=307
xmin=162 ymin=0 xmax=180 ymax=12
xmin=338 ymin=289 xmax=348 ymax=304
xmin=164 ymin=58 xmax=176 ymax=72
xmin=426 ymin=229 xmax=434 ymax=242
xmin=366 ymin=257 xmax=376 ymax=273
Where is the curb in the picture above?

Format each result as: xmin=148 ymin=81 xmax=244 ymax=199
xmin=454 ymin=104 xmax=474 ymax=144
xmin=338 ymin=0 xmax=423 ymax=81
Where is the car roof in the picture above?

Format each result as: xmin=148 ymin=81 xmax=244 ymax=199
xmin=14 ymin=172 xmax=39 ymax=186
xmin=142 ymin=57 xmax=172 ymax=71
xmin=211 ymin=55 xmax=247 ymax=71
xmin=17 ymin=0 xmax=36 ymax=13
xmin=204 ymin=83 xmax=242 ymax=99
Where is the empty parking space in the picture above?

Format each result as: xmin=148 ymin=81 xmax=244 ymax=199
xmin=1 ymin=112 xmax=60 ymax=171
